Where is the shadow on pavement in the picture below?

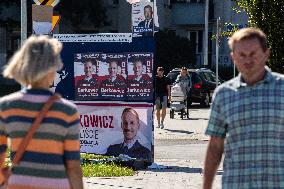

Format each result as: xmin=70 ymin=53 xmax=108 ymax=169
xmin=163 ymin=129 xmax=194 ymax=135
xmin=147 ymin=166 xmax=223 ymax=175
xmin=148 ymin=166 xmax=202 ymax=173
xmin=85 ymin=181 xmax=144 ymax=189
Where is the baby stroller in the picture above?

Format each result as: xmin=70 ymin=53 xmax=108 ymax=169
xmin=169 ymin=83 xmax=189 ymax=119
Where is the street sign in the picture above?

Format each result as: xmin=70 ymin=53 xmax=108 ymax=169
xmin=33 ymin=0 xmax=60 ymax=7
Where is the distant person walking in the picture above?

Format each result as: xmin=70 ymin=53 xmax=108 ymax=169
xmin=0 ymin=36 xmax=83 ymax=189
xmin=155 ymin=67 xmax=170 ymax=129
xmin=203 ymin=28 xmax=282 ymax=189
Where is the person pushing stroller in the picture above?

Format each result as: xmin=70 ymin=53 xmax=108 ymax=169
xmin=169 ymin=67 xmax=192 ymax=119
xmin=174 ymin=67 xmax=192 ymax=100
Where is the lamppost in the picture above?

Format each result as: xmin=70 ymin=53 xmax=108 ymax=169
xmin=204 ymin=0 xmax=209 ymax=67
xmin=21 ymin=0 xmax=27 ymax=46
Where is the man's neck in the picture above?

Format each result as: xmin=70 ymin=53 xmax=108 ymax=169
xmin=242 ymin=69 xmax=266 ymax=86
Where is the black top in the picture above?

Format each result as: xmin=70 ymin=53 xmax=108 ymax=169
xmin=155 ymin=75 xmax=170 ymax=96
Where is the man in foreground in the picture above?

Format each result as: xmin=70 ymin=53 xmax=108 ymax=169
xmin=203 ymin=28 xmax=284 ymax=188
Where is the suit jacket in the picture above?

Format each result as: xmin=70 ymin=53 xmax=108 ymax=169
xmin=138 ymin=19 xmax=154 ymax=29
xmin=105 ymin=140 xmax=151 ymax=160
xmin=137 ymin=19 xmax=155 ymax=37
xmin=101 ymin=77 xmax=126 ymax=87
xmin=76 ymin=77 xmax=97 ymax=88
xmin=129 ymin=76 xmax=150 ymax=87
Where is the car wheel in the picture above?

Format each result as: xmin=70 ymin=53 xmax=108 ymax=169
xmin=201 ymin=92 xmax=210 ymax=107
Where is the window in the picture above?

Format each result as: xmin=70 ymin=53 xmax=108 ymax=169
xmin=188 ymin=30 xmax=203 ymax=53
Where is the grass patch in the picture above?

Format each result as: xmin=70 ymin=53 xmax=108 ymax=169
xmin=80 ymin=153 xmax=136 ymax=177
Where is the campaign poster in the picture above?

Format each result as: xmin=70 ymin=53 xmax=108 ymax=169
xmin=74 ymin=52 xmax=100 ymax=101
xmin=127 ymin=53 xmax=153 ymax=101
xmin=78 ymin=103 xmax=153 ymax=161
xmin=132 ymin=2 xmax=158 ymax=37
xmin=98 ymin=53 xmax=127 ymax=100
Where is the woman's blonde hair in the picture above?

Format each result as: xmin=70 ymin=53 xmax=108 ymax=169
xmin=3 ymin=35 xmax=63 ymax=86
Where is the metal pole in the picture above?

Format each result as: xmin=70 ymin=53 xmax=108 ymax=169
xmin=21 ymin=0 xmax=27 ymax=46
xmin=216 ymin=17 xmax=220 ymax=87
xmin=204 ymin=0 xmax=209 ymax=66
xmin=152 ymin=0 xmax=155 ymax=36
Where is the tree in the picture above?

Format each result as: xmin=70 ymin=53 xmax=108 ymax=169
xmin=233 ymin=0 xmax=284 ymax=73
xmin=155 ymin=30 xmax=196 ymax=73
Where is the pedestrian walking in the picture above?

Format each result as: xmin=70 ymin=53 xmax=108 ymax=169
xmin=203 ymin=27 xmax=282 ymax=189
xmin=155 ymin=67 xmax=170 ymax=129
xmin=174 ymin=67 xmax=192 ymax=109
xmin=0 ymin=35 xmax=83 ymax=189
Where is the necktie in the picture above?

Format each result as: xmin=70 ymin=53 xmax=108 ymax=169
xmin=146 ymin=21 xmax=149 ymax=28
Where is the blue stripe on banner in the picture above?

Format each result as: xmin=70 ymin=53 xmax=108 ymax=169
xmin=64 ymin=151 xmax=81 ymax=160
xmin=4 ymin=116 xmax=68 ymax=127
xmin=11 ymin=151 xmax=64 ymax=164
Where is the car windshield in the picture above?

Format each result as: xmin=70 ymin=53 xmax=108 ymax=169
xmin=202 ymin=72 xmax=217 ymax=82
xmin=166 ymin=71 xmax=180 ymax=84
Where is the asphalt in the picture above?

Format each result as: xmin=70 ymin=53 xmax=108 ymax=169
xmin=84 ymin=106 xmax=222 ymax=189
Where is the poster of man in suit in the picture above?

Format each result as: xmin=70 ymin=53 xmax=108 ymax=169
xmin=132 ymin=2 xmax=159 ymax=37
xmin=74 ymin=53 xmax=100 ymax=101
xmin=126 ymin=53 xmax=153 ymax=101
xmin=98 ymin=53 xmax=127 ymax=100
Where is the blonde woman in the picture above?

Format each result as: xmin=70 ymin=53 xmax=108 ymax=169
xmin=0 ymin=36 xmax=83 ymax=189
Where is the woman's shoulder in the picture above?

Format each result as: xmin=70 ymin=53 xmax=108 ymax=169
xmin=56 ymin=98 xmax=78 ymax=114
xmin=0 ymin=91 xmax=23 ymax=105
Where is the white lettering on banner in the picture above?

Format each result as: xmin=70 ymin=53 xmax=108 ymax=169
xmin=127 ymin=88 xmax=151 ymax=93
xmin=53 ymin=33 xmax=132 ymax=43
xmin=101 ymin=88 xmax=124 ymax=93
xmin=80 ymin=115 xmax=114 ymax=128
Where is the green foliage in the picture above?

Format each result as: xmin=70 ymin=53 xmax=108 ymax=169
xmin=155 ymin=30 xmax=196 ymax=73
xmin=80 ymin=153 xmax=136 ymax=177
xmin=81 ymin=162 xmax=135 ymax=177
xmin=232 ymin=0 xmax=284 ymax=73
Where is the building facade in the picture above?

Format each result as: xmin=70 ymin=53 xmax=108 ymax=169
xmin=0 ymin=0 xmax=247 ymax=91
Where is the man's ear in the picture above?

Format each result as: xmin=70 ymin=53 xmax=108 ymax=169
xmin=230 ymin=52 xmax=235 ymax=62
xmin=265 ymin=48 xmax=270 ymax=59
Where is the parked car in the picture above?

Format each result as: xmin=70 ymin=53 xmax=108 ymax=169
xmin=166 ymin=68 xmax=223 ymax=107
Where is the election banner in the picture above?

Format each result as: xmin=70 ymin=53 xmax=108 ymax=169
xmin=74 ymin=52 xmax=101 ymax=101
xmin=127 ymin=52 xmax=153 ymax=101
xmin=132 ymin=2 xmax=158 ymax=37
xmin=78 ymin=103 xmax=153 ymax=161
xmin=97 ymin=53 xmax=127 ymax=100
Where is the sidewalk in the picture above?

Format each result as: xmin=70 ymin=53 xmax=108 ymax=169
xmin=84 ymin=107 xmax=222 ymax=189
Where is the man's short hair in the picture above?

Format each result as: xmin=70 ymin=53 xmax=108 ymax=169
xmin=84 ymin=59 xmax=94 ymax=65
xmin=228 ymin=27 xmax=268 ymax=51
xmin=144 ymin=5 xmax=152 ymax=11
xmin=157 ymin=67 xmax=164 ymax=72
xmin=121 ymin=108 xmax=139 ymax=122
xmin=132 ymin=58 xmax=143 ymax=65
xmin=108 ymin=59 xmax=118 ymax=66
